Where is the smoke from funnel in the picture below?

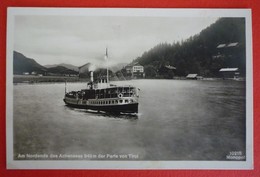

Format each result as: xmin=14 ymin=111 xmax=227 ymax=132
xmin=90 ymin=71 xmax=94 ymax=82
xmin=89 ymin=64 xmax=96 ymax=72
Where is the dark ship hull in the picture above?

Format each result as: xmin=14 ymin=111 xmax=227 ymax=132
xmin=64 ymin=84 xmax=139 ymax=114
xmin=64 ymin=98 xmax=138 ymax=113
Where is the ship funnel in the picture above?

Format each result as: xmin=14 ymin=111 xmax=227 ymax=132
xmin=90 ymin=71 xmax=94 ymax=82
xmin=88 ymin=64 xmax=95 ymax=83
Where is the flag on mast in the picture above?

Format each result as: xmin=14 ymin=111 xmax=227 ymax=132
xmin=104 ymin=47 xmax=108 ymax=60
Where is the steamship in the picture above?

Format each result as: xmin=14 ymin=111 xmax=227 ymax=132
xmin=63 ymin=49 xmax=139 ymax=114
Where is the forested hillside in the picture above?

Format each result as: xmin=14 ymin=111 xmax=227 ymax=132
xmin=133 ymin=18 xmax=245 ymax=78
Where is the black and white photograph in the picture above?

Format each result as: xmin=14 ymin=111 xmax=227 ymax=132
xmin=6 ymin=8 xmax=253 ymax=169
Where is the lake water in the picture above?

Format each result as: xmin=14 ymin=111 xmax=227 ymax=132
xmin=13 ymin=79 xmax=246 ymax=160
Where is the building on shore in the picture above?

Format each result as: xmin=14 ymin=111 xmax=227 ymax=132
xmin=219 ymin=68 xmax=239 ymax=79
xmin=186 ymin=74 xmax=198 ymax=80
xmin=125 ymin=63 xmax=145 ymax=79
xmin=158 ymin=65 xmax=176 ymax=79
xmin=22 ymin=72 xmax=29 ymax=75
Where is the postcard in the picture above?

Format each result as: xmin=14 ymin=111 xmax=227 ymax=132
xmin=6 ymin=8 xmax=253 ymax=169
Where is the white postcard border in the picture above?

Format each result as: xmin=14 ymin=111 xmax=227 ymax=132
xmin=6 ymin=8 xmax=253 ymax=169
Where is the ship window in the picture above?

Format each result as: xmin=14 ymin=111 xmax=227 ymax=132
xmin=119 ymin=100 xmax=123 ymax=103
xmin=115 ymin=100 xmax=118 ymax=103
xmin=125 ymin=99 xmax=129 ymax=103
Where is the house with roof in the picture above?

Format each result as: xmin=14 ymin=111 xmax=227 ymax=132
xmin=164 ymin=65 xmax=176 ymax=70
xmin=215 ymin=42 xmax=240 ymax=58
xmin=157 ymin=65 xmax=176 ymax=79
xmin=125 ymin=63 xmax=145 ymax=78
xmin=217 ymin=42 xmax=239 ymax=49
xmin=219 ymin=68 xmax=239 ymax=79
xmin=186 ymin=74 xmax=198 ymax=80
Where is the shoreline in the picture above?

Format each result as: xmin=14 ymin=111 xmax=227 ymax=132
xmin=13 ymin=75 xmax=88 ymax=84
xmin=13 ymin=75 xmax=245 ymax=84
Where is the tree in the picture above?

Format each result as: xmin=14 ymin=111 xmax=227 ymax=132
xmin=144 ymin=65 xmax=157 ymax=78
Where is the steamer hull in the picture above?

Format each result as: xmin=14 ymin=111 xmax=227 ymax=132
xmin=64 ymin=98 xmax=138 ymax=113
xmin=64 ymin=85 xmax=139 ymax=114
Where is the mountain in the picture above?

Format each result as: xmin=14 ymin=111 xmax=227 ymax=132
xmin=14 ymin=51 xmax=78 ymax=75
xmin=47 ymin=66 xmax=78 ymax=75
xmin=45 ymin=63 xmax=79 ymax=72
xmin=132 ymin=18 xmax=246 ymax=78
xmin=13 ymin=51 xmax=47 ymax=74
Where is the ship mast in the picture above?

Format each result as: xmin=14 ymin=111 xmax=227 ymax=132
xmin=105 ymin=47 xmax=109 ymax=83
xmin=65 ymin=79 xmax=67 ymax=94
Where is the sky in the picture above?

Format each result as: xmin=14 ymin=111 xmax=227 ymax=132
xmin=14 ymin=15 xmax=218 ymax=67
